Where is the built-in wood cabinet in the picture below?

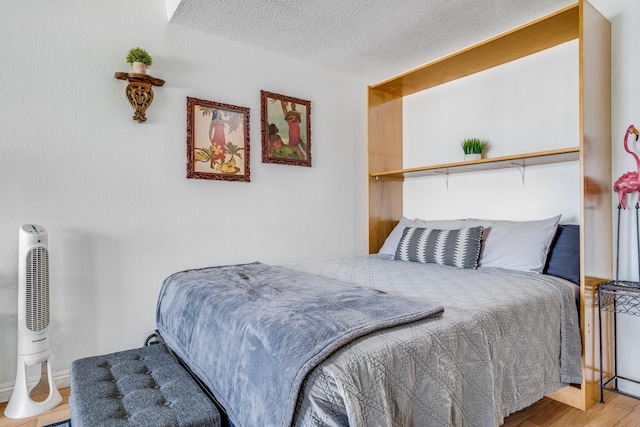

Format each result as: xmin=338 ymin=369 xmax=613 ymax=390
xmin=367 ymin=0 xmax=611 ymax=411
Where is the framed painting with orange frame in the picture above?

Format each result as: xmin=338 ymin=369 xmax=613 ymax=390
xmin=260 ymin=90 xmax=311 ymax=167
xmin=186 ymin=96 xmax=250 ymax=182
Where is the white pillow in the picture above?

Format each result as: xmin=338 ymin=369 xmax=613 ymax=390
xmin=378 ymin=217 xmax=467 ymax=256
xmin=465 ymin=215 xmax=561 ymax=273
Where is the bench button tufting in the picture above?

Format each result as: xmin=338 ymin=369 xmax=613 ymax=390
xmin=70 ymin=344 xmax=221 ymax=426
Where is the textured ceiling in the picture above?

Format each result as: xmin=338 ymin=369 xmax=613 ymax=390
xmin=168 ymin=0 xmax=575 ymax=83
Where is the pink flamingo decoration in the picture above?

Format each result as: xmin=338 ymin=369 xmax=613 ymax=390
xmin=614 ymin=124 xmax=640 ymax=209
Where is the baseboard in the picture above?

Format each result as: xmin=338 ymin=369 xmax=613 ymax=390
xmin=0 ymin=370 xmax=70 ymax=403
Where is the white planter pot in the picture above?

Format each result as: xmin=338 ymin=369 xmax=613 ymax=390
xmin=132 ymin=62 xmax=147 ymax=74
xmin=464 ymin=153 xmax=482 ymax=161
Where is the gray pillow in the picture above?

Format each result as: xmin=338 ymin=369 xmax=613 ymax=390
xmin=466 ymin=215 xmax=561 ymax=273
xmin=378 ymin=217 xmax=467 ymax=256
xmin=394 ymin=226 xmax=484 ymax=269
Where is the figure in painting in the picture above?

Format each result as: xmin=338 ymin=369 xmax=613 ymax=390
xmin=209 ymin=110 xmax=228 ymax=169
xmin=281 ymin=101 xmax=305 ymax=159
xmin=268 ymin=123 xmax=284 ymax=156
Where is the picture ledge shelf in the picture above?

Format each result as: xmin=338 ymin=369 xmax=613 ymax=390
xmin=369 ymin=147 xmax=579 ymax=180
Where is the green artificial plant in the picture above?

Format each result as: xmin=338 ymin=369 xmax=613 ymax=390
xmin=126 ymin=47 xmax=153 ymax=67
xmin=461 ymin=138 xmax=490 ymax=155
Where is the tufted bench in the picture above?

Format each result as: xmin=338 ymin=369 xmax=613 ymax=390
xmin=69 ymin=343 xmax=221 ymax=427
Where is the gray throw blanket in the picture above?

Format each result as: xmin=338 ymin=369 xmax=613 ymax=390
xmin=156 ymin=262 xmax=444 ymax=427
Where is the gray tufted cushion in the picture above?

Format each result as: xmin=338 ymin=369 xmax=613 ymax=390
xmin=69 ymin=344 xmax=221 ymax=427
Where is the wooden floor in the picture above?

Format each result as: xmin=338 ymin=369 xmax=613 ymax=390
xmin=502 ymin=393 xmax=640 ymax=426
xmin=0 ymin=388 xmax=638 ymax=426
xmin=0 ymin=388 xmax=70 ymax=427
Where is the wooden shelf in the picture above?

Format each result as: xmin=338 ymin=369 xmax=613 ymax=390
xmin=114 ymin=72 xmax=165 ymax=87
xmin=370 ymin=147 xmax=579 ymax=179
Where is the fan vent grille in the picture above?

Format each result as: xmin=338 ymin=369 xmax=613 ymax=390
xmin=25 ymin=246 xmax=50 ymax=332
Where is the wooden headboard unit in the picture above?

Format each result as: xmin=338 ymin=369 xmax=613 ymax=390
xmin=367 ymin=0 xmax=611 ymax=411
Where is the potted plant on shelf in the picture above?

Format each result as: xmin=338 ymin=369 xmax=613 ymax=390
xmin=126 ymin=47 xmax=153 ymax=74
xmin=461 ymin=138 xmax=490 ymax=161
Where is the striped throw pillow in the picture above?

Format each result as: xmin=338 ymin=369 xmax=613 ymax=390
xmin=394 ymin=226 xmax=484 ymax=269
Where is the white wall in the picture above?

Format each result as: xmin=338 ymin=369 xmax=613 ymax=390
xmin=0 ymin=0 xmax=368 ymax=395
xmin=402 ymin=40 xmax=580 ymax=223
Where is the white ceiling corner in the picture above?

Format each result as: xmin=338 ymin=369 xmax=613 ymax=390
xmin=168 ymin=0 xmax=576 ymax=83
xmin=165 ymin=0 xmax=182 ymax=21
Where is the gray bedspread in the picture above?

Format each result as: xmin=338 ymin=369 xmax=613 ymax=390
xmin=289 ymin=255 xmax=582 ymax=427
xmin=155 ymin=261 xmax=445 ymax=427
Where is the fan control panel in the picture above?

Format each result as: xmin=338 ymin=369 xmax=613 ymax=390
xmin=21 ymin=224 xmax=46 ymax=234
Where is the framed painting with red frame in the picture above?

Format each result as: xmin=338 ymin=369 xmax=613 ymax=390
xmin=186 ymin=96 xmax=250 ymax=182
xmin=260 ymin=90 xmax=311 ymax=167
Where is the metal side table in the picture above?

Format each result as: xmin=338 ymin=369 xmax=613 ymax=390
xmin=598 ymin=280 xmax=640 ymax=403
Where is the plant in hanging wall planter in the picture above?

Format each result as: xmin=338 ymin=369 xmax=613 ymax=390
xmin=126 ymin=47 xmax=153 ymax=74
xmin=461 ymin=138 xmax=490 ymax=161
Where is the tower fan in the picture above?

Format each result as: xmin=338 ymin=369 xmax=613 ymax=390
xmin=4 ymin=225 xmax=62 ymax=419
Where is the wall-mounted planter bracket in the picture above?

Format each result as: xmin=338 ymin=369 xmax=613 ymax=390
xmin=114 ymin=72 xmax=165 ymax=123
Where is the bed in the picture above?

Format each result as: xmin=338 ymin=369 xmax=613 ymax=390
xmin=156 ymin=216 xmax=582 ymax=427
